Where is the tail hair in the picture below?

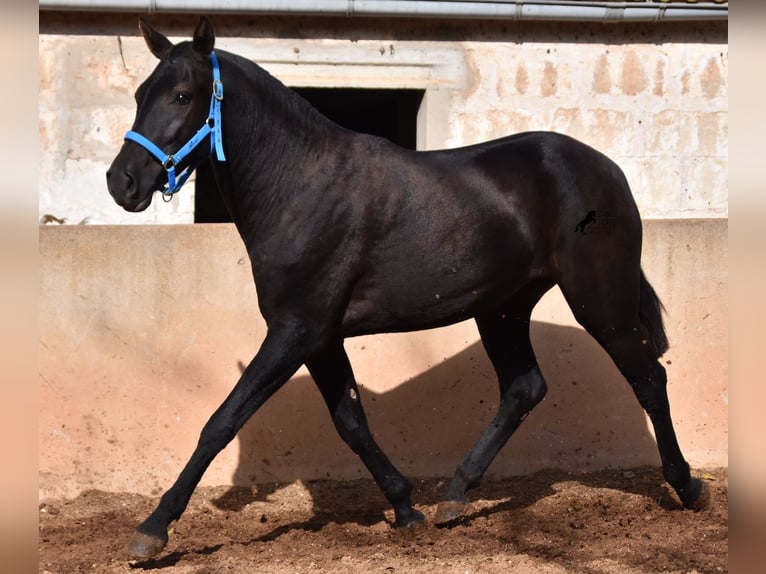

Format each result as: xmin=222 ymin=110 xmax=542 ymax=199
xmin=639 ymin=270 xmax=669 ymax=358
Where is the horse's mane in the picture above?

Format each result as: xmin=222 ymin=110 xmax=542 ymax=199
xmin=218 ymin=48 xmax=344 ymax=136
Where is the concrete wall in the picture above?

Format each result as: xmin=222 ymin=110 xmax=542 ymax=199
xmin=39 ymin=219 xmax=728 ymax=499
xmin=38 ymin=14 xmax=727 ymax=224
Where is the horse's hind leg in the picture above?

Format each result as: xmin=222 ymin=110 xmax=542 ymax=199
xmin=592 ymin=325 xmax=708 ymax=509
xmin=559 ymin=269 xmax=709 ymax=511
xmin=306 ymin=341 xmax=425 ymax=528
xmin=435 ymin=283 xmax=551 ymax=525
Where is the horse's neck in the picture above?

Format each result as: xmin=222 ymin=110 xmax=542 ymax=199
xmin=215 ymin=55 xmax=351 ymax=240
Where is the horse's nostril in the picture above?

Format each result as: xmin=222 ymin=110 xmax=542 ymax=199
xmin=107 ymin=168 xmax=137 ymax=198
xmin=117 ymin=171 xmax=135 ymax=191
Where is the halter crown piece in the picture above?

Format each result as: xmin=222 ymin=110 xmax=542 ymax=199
xmin=124 ymin=51 xmax=226 ymax=201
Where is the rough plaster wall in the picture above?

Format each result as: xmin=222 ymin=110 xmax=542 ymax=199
xmin=38 ymin=19 xmax=727 ymax=223
xmin=452 ymin=41 xmax=727 ymax=217
xmin=39 ymin=34 xmax=196 ymax=224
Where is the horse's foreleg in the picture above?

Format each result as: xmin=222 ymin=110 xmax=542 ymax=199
xmin=435 ymin=307 xmax=547 ymax=525
xmin=306 ymin=341 xmax=425 ymax=528
xmin=126 ymin=329 xmax=305 ymax=559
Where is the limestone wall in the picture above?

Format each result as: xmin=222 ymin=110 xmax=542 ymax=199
xmin=38 ymin=15 xmax=727 ymax=224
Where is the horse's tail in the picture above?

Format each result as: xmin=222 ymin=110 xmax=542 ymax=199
xmin=639 ymin=269 xmax=669 ymax=359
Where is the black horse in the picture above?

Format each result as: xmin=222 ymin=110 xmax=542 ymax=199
xmin=106 ymin=17 xmax=708 ymax=559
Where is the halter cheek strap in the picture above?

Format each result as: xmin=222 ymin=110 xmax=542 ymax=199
xmin=124 ymin=50 xmax=226 ymax=201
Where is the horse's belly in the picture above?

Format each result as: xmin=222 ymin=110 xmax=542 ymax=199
xmin=340 ymin=265 xmax=529 ymax=337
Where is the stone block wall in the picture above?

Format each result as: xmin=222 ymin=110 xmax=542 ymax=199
xmin=38 ymin=15 xmax=727 ymax=224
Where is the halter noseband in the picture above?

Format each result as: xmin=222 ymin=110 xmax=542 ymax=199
xmin=124 ymin=51 xmax=226 ymax=202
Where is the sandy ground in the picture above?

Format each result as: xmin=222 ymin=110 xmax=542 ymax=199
xmin=39 ymin=466 xmax=727 ymax=574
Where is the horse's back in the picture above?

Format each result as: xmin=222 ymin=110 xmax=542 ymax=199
xmin=435 ymin=131 xmax=636 ymax=216
xmin=402 ymin=130 xmax=641 ymax=264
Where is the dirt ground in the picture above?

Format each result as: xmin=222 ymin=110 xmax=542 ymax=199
xmin=39 ymin=466 xmax=727 ymax=574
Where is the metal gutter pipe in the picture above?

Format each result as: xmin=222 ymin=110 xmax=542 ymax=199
xmin=38 ymin=1 xmax=728 ymax=23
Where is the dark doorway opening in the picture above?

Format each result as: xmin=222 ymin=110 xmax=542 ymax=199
xmin=194 ymin=87 xmax=424 ymax=223
xmin=293 ymin=88 xmax=423 ymax=151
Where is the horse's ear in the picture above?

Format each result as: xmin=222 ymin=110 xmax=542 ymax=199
xmin=192 ymin=16 xmax=215 ymax=56
xmin=138 ymin=17 xmax=172 ymax=59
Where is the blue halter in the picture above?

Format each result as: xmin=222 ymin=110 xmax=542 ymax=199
xmin=124 ymin=51 xmax=226 ymax=201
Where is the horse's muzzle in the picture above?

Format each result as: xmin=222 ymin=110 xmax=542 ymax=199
xmin=106 ymin=165 xmax=156 ymax=212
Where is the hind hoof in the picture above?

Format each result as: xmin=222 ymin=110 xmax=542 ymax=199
xmin=126 ymin=529 xmax=168 ymax=559
xmin=434 ymin=500 xmax=468 ymax=526
xmin=681 ymin=477 xmax=711 ymax=511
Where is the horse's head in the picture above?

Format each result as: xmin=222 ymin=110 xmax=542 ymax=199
xmin=107 ymin=17 xmax=218 ymax=212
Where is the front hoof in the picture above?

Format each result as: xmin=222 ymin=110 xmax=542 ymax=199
xmin=394 ymin=507 xmax=425 ymax=529
xmin=126 ymin=529 xmax=168 ymax=559
xmin=434 ymin=500 xmax=468 ymax=526
xmin=680 ymin=477 xmax=711 ymax=511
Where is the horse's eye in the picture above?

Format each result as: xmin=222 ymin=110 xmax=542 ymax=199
xmin=173 ymin=92 xmax=192 ymax=105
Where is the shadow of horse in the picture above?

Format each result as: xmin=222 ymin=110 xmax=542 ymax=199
xmin=211 ymin=320 xmax=663 ymax=529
